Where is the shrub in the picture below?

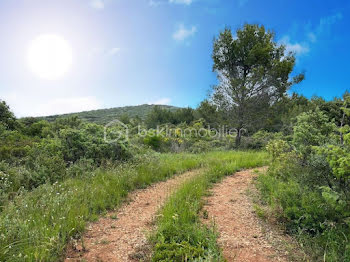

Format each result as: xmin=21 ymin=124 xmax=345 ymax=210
xmin=292 ymin=108 xmax=335 ymax=157
xmin=258 ymin=106 xmax=350 ymax=261
xmin=0 ymin=153 xmax=206 ymax=261
xmin=143 ymin=135 xmax=163 ymax=151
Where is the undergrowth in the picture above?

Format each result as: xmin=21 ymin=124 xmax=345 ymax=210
xmin=0 ymin=153 xmax=202 ymax=261
xmin=151 ymin=151 xmax=268 ymax=261
xmin=257 ymin=172 xmax=350 ymax=262
xmin=0 ymin=151 xmax=267 ymax=261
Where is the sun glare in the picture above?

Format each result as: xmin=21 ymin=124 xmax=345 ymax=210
xmin=27 ymin=34 xmax=73 ymax=80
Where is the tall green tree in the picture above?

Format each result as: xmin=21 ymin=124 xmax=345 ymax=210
xmin=211 ymin=24 xmax=304 ymax=146
xmin=196 ymin=100 xmax=222 ymax=127
xmin=266 ymin=93 xmax=311 ymax=133
xmin=145 ymin=106 xmax=174 ymax=128
xmin=0 ymin=100 xmax=17 ymax=130
xmin=173 ymin=107 xmax=195 ymax=125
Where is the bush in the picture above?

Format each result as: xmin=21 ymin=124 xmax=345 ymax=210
xmin=143 ymin=135 xmax=163 ymax=151
xmin=258 ymin=105 xmax=350 ymax=261
xmin=0 ymin=130 xmax=34 ymax=163
xmin=0 ymin=153 xmax=208 ymax=261
xmin=257 ymin=171 xmax=350 ymax=261
xmin=292 ymin=108 xmax=335 ymax=157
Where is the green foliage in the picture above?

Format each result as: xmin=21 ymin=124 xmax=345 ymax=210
xmin=173 ymin=107 xmax=195 ymax=125
xmin=153 ymin=241 xmax=208 ymax=261
xmin=59 ymin=123 xmax=129 ymax=164
xmin=39 ymin=104 xmax=180 ymax=125
xmin=145 ymin=106 xmax=173 ymax=128
xmin=143 ymin=135 xmax=163 ymax=151
xmin=0 ymin=100 xmax=17 ymax=130
xmin=0 ymin=151 xmax=268 ymax=262
xmin=0 ymin=153 xmax=203 ymax=262
xmin=0 ymin=21 xmax=349 ymax=261
xmin=26 ymin=139 xmax=66 ymax=188
xmin=259 ymin=98 xmax=350 ymax=261
xmin=264 ymin=93 xmax=311 ymax=133
xmin=151 ymin=151 xmax=268 ymax=261
xmin=0 ymin=110 xmax=132 ymax=207
xmin=266 ymin=139 xmax=292 ymax=161
xmin=257 ymin=173 xmax=350 ymax=261
xmin=293 ymin=108 xmax=335 ymax=157
xmin=0 ymin=129 xmax=34 ymax=163
xmin=240 ymin=130 xmax=284 ymax=149
xmin=195 ymin=100 xmax=223 ymax=128
xmin=211 ymin=24 xmax=303 ymax=146
xmin=22 ymin=120 xmax=51 ymax=138
xmin=145 ymin=106 xmax=195 ymax=128
xmin=189 ymin=140 xmax=211 ymax=153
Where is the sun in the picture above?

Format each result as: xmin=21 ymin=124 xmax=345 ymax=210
xmin=27 ymin=34 xmax=73 ymax=80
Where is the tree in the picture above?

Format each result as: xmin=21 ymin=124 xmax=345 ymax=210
xmin=266 ymin=93 xmax=311 ymax=133
xmin=173 ymin=107 xmax=195 ymax=125
xmin=196 ymin=100 xmax=223 ymax=128
xmin=0 ymin=100 xmax=17 ymax=130
xmin=145 ymin=106 xmax=174 ymax=128
xmin=211 ymin=24 xmax=304 ymax=146
xmin=119 ymin=114 xmax=131 ymax=125
xmin=293 ymin=108 xmax=335 ymax=157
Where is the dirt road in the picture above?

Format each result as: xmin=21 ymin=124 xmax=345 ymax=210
xmin=65 ymin=169 xmax=202 ymax=262
xmin=203 ymin=168 xmax=292 ymax=262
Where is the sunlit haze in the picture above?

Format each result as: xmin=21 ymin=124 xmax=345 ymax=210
xmin=0 ymin=0 xmax=349 ymax=117
xmin=28 ymin=34 xmax=73 ymax=80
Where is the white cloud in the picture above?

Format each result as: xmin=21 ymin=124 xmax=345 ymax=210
xmin=278 ymin=12 xmax=342 ymax=59
xmin=149 ymin=0 xmax=193 ymax=7
xmin=108 ymin=47 xmax=121 ymax=56
xmin=277 ymin=12 xmax=342 ymax=61
xmin=172 ymin=24 xmax=197 ymax=42
xmin=148 ymin=98 xmax=171 ymax=105
xmin=33 ymin=97 xmax=101 ymax=116
xmin=307 ymin=32 xmax=317 ymax=43
xmin=279 ymin=36 xmax=309 ymax=56
xmin=309 ymin=12 xmax=343 ymax=43
xmin=5 ymin=94 xmax=102 ymax=117
xmin=89 ymin=0 xmax=104 ymax=10
xmin=169 ymin=0 xmax=193 ymax=5
xmin=149 ymin=0 xmax=162 ymax=6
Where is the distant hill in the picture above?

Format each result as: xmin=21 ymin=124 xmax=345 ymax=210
xmin=39 ymin=104 xmax=180 ymax=125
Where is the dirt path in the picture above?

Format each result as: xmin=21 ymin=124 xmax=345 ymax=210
xmin=203 ymin=168 xmax=292 ymax=262
xmin=65 ymin=169 xmax=202 ymax=262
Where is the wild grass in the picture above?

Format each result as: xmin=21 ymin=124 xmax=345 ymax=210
xmin=0 ymin=153 xmax=202 ymax=262
xmin=0 ymin=151 xmax=267 ymax=261
xmin=151 ymin=151 xmax=268 ymax=261
xmin=257 ymin=172 xmax=350 ymax=262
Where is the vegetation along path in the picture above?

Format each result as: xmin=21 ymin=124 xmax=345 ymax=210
xmin=65 ymin=169 xmax=202 ymax=262
xmin=203 ymin=168 xmax=291 ymax=262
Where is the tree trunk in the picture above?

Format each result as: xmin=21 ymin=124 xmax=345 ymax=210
xmin=235 ymin=129 xmax=241 ymax=147
xmin=340 ymin=111 xmax=345 ymax=145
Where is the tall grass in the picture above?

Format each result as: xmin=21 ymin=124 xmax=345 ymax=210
xmin=257 ymin=172 xmax=350 ymax=261
xmin=151 ymin=151 xmax=268 ymax=261
xmin=0 ymin=153 xmax=203 ymax=262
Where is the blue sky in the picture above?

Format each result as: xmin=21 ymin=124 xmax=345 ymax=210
xmin=0 ymin=0 xmax=349 ymax=117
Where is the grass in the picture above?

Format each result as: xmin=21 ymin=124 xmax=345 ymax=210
xmin=151 ymin=151 xmax=268 ymax=261
xmin=256 ymin=172 xmax=350 ymax=262
xmin=0 ymin=151 xmax=267 ymax=262
xmin=0 ymin=153 xmax=202 ymax=262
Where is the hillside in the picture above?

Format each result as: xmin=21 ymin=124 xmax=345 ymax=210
xmin=38 ymin=104 xmax=180 ymax=125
